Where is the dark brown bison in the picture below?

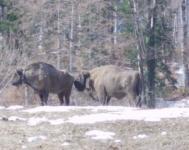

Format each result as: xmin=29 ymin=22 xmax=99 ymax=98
xmin=74 ymin=65 xmax=141 ymax=106
xmin=12 ymin=62 xmax=74 ymax=106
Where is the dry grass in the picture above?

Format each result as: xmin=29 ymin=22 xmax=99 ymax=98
xmin=0 ymin=108 xmax=189 ymax=150
xmin=0 ymin=85 xmax=132 ymax=107
xmin=0 ymin=86 xmax=25 ymax=106
xmin=0 ymin=85 xmax=40 ymax=106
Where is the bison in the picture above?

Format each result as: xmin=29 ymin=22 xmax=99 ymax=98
xmin=12 ymin=62 xmax=74 ymax=106
xmin=74 ymin=65 xmax=142 ymax=106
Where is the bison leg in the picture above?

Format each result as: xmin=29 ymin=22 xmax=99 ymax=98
xmin=136 ymin=96 xmax=142 ymax=107
xmin=103 ymin=87 xmax=110 ymax=105
xmin=105 ymin=96 xmax=111 ymax=105
xmin=65 ymin=93 xmax=71 ymax=106
xmin=39 ymin=91 xmax=49 ymax=106
xmin=127 ymin=92 xmax=135 ymax=107
xmin=58 ymin=92 xmax=64 ymax=105
xmin=96 ymin=87 xmax=107 ymax=105
xmin=96 ymin=92 xmax=105 ymax=105
xmin=95 ymin=84 xmax=109 ymax=105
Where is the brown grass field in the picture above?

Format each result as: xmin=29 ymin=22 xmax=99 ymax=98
xmin=0 ymin=106 xmax=189 ymax=150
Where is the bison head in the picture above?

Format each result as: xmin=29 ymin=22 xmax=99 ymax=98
xmin=74 ymin=71 xmax=90 ymax=91
xmin=12 ymin=69 xmax=24 ymax=86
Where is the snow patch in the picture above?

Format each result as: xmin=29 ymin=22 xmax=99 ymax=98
xmin=23 ymin=106 xmax=70 ymax=113
xmin=61 ymin=142 xmax=70 ymax=146
xmin=67 ymin=108 xmax=189 ymax=124
xmin=27 ymin=117 xmax=48 ymax=126
xmin=114 ymin=139 xmax=121 ymax=143
xmin=7 ymin=105 xmax=24 ymax=110
xmin=21 ymin=145 xmax=27 ymax=149
xmin=161 ymin=131 xmax=167 ymax=136
xmin=85 ymin=130 xmax=115 ymax=140
xmin=27 ymin=117 xmax=64 ymax=126
xmin=68 ymin=113 xmax=121 ymax=124
xmin=0 ymin=106 xmax=5 ymax=109
xmin=3 ymin=105 xmax=189 ymax=126
xmin=23 ymin=106 xmax=132 ymax=113
xmin=8 ymin=116 xmax=26 ymax=121
xmin=27 ymin=135 xmax=47 ymax=142
xmin=133 ymin=134 xmax=148 ymax=139
xmin=49 ymin=119 xmax=64 ymax=125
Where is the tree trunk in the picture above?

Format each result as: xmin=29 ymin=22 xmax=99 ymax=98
xmin=182 ymin=0 xmax=189 ymax=91
xmin=175 ymin=4 xmax=185 ymax=87
xmin=131 ymin=0 xmax=146 ymax=106
xmin=146 ymin=0 xmax=156 ymax=108
xmin=113 ymin=5 xmax=118 ymax=45
xmin=69 ymin=0 xmax=74 ymax=72
xmin=57 ymin=0 xmax=61 ymax=69
xmin=77 ymin=4 xmax=82 ymax=70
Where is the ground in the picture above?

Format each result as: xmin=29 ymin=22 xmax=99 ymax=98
xmin=0 ymin=103 xmax=189 ymax=150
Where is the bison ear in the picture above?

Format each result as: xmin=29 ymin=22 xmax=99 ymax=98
xmin=16 ymin=69 xmax=23 ymax=76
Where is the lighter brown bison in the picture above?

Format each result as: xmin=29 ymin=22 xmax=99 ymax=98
xmin=12 ymin=62 xmax=74 ymax=106
xmin=74 ymin=65 xmax=141 ymax=106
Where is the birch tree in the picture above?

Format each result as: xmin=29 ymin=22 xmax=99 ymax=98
xmin=69 ymin=0 xmax=74 ymax=72
xmin=182 ymin=0 xmax=189 ymax=91
xmin=131 ymin=0 xmax=146 ymax=105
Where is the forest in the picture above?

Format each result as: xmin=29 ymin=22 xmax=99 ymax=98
xmin=0 ymin=0 xmax=188 ymax=108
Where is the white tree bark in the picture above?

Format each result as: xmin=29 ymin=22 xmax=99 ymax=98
xmin=113 ymin=5 xmax=118 ymax=45
xmin=69 ymin=0 xmax=74 ymax=72
xmin=57 ymin=0 xmax=61 ymax=69
xmin=176 ymin=4 xmax=185 ymax=87
xmin=38 ymin=23 xmax=43 ymax=51
xmin=181 ymin=0 xmax=189 ymax=89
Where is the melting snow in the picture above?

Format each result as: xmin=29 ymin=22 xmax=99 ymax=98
xmin=67 ymin=107 xmax=189 ymax=124
xmin=8 ymin=116 xmax=26 ymax=121
xmin=0 ymin=106 xmax=5 ymax=109
xmin=27 ymin=135 xmax=47 ymax=142
xmin=19 ymin=107 xmax=189 ymax=126
xmin=27 ymin=117 xmax=64 ymax=126
xmin=23 ymin=106 xmax=70 ymax=113
xmin=114 ymin=139 xmax=121 ymax=143
xmin=85 ymin=130 xmax=115 ymax=140
xmin=21 ymin=145 xmax=27 ymax=149
xmin=48 ymin=119 xmax=64 ymax=125
xmin=133 ymin=134 xmax=148 ymax=139
xmin=61 ymin=142 xmax=70 ymax=146
xmin=161 ymin=131 xmax=167 ymax=136
xmin=23 ymin=106 xmax=130 ymax=113
xmin=3 ymin=99 xmax=189 ymax=126
xmin=27 ymin=117 xmax=48 ymax=126
xmin=7 ymin=105 xmax=24 ymax=110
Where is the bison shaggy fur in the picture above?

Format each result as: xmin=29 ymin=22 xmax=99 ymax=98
xmin=74 ymin=65 xmax=141 ymax=106
xmin=12 ymin=62 xmax=74 ymax=106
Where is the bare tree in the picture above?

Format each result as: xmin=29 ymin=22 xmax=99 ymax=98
xmin=182 ymin=0 xmax=189 ymax=91
xmin=131 ymin=0 xmax=146 ymax=106
xmin=146 ymin=0 xmax=157 ymax=108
